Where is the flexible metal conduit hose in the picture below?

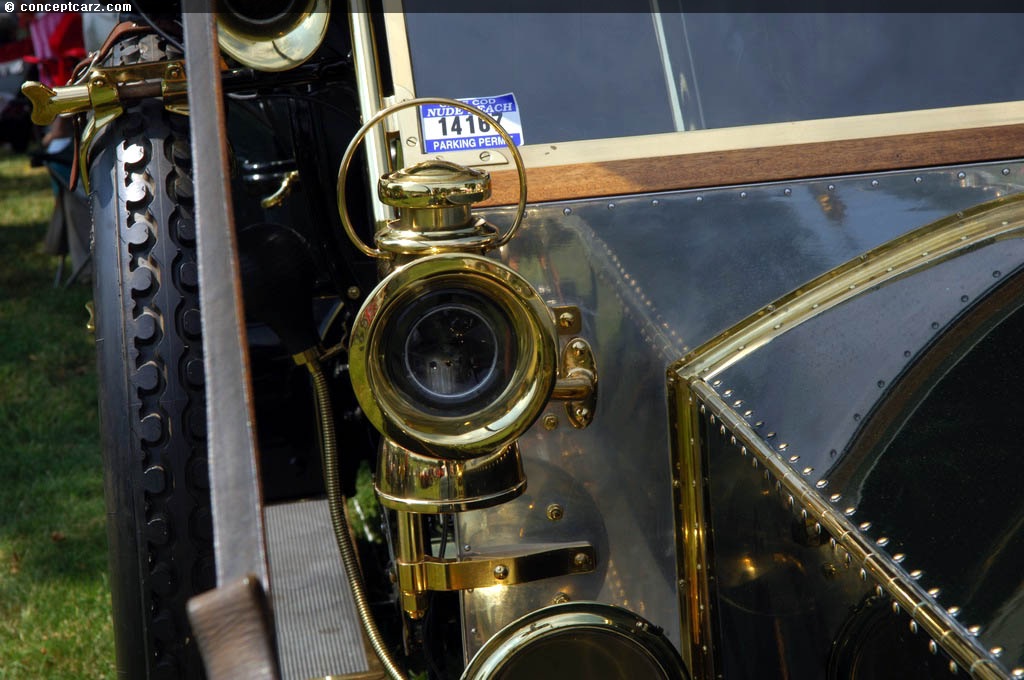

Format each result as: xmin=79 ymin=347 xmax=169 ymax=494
xmin=303 ymin=353 xmax=406 ymax=680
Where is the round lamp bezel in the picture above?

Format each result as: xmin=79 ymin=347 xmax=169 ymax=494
xmin=349 ymin=253 xmax=557 ymax=459
xmin=461 ymin=602 xmax=689 ymax=680
xmin=216 ymin=0 xmax=330 ymax=73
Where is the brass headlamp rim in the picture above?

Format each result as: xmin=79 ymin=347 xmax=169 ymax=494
xmin=349 ymin=253 xmax=557 ymax=460
xmin=216 ymin=0 xmax=331 ymax=73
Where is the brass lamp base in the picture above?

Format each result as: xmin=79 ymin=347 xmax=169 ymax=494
xmin=375 ymin=439 xmax=526 ymax=514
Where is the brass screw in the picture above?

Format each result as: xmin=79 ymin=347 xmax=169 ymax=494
xmin=571 ymin=340 xmax=587 ymax=357
xmin=552 ymin=592 xmax=570 ymax=605
xmin=91 ymin=77 xmax=106 ymax=88
xmin=346 ymin=286 xmax=361 ymax=300
xmin=558 ymin=311 xmax=576 ymax=329
xmin=493 ymin=564 xmax=509 ymax=580
xmin=542 ymin=413 xmax=558 ymax=431
xmin=575 ymin=406 xmax=590 ymax=420
xmin=546 ymin=504 xmax=564 ymax=521
xmin=573 ymin=552 xmax=593 ymax=570
xmin=479 ymin=151 xmax=491 ymax=162
xmin=821 ymin=563 xmax=838 ymax=580
xmin=167 ymin=66 xmax=183 ymax=79
xmin=405 ymin=137 xmax=417 ymax=147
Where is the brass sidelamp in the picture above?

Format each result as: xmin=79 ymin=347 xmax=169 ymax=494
xmin=338 ymin=98 xmax=599 ymax=619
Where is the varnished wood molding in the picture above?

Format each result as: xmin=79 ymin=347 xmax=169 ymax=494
xmin=482 ymin=124 xmax=1024 ymax=206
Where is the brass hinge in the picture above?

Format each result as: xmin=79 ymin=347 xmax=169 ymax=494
xmin=22 ymin=60 xmax=188 ymax=192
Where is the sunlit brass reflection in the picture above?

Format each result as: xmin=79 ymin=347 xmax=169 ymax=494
xmin=216 ymin=0 xmax=330 ymax=72
xmin=349 ymin=253 xmax=558 ymax=460
xmin=375 ymin=440 xmax=526 ymax=514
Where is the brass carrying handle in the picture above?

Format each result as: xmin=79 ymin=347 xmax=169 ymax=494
xmin=337 ymin=97 xmax=528 ymax=259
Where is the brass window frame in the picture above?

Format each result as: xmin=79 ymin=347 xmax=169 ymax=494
xmin=381 ymin=7 xmax=1024 ymax=204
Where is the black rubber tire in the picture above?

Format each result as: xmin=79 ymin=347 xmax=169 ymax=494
xmin=90 ymin=34 xmax=213 ymax=680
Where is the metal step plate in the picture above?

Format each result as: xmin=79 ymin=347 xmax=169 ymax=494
xmin=265 ymin=499 xmax=370 ymax=679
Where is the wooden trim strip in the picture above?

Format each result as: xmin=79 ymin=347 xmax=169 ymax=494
xmin=483 ymin=124 xmax=1024 ymax=206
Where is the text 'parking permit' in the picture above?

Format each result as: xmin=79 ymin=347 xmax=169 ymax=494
xmin=419 ymin=94 xmax=524 ymax=155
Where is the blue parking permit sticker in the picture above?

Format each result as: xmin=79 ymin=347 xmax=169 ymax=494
xmin=419 ymin=94 xmax=524 ymax=154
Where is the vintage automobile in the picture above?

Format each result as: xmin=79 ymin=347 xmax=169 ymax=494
xmin=21 ymin=4 xmax=1024 ymax=679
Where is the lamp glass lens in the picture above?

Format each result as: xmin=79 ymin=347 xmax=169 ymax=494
xmin=384 ymin=287 xmax=517 ymax=417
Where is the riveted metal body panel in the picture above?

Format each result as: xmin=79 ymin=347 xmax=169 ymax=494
xmin=705 ymin=244 xmax=1024 ymax=677
xmin=458 ymin=161 xmax=1024 ymax=669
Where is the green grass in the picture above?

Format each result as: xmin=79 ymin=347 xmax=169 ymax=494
xmin=0 ymin=151 xmax=113 ymax=678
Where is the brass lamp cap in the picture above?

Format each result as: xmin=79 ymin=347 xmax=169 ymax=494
xmin=379 ymin=160 xmax=491 ymax=209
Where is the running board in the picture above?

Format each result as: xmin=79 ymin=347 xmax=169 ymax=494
xmin=265 ymin=499 xmax=374 ymax=680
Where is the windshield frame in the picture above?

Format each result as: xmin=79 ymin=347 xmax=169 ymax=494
xmin=381 ymin=7 xmax=1024 ymax=204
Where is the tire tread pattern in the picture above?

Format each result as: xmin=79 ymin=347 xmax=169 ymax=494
xmin=92 ymin=33 xmax=213 ymax=680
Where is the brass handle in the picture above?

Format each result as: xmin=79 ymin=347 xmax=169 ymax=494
xmin=260 ymin=169 xmax=300 ymax=209
xmin=553 ymin=338 xmax=598 ymax=429
xmin=336 ymin=97 xmax=528 ymax=259
xmin=21 ymin=81 xmax=92 ymax=126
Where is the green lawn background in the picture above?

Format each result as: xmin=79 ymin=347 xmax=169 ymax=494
xmin=0 ymin=151 xmax=114 ymax=678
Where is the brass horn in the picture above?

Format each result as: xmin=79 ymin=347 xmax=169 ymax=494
xmin=216 ymin=0 xmax=330 ymax=72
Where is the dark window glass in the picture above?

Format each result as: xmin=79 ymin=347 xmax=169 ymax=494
xmin=404 ymin=12 xmax=1024 ymax=144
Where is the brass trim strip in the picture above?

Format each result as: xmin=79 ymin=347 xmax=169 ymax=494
xmin=667 ymin=372 xmax=714 ymax=679
xmin=674 ymin=191 xmax=1024 ymax=382
xmin=687 ymin=381 xmax=1007 ymax=680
